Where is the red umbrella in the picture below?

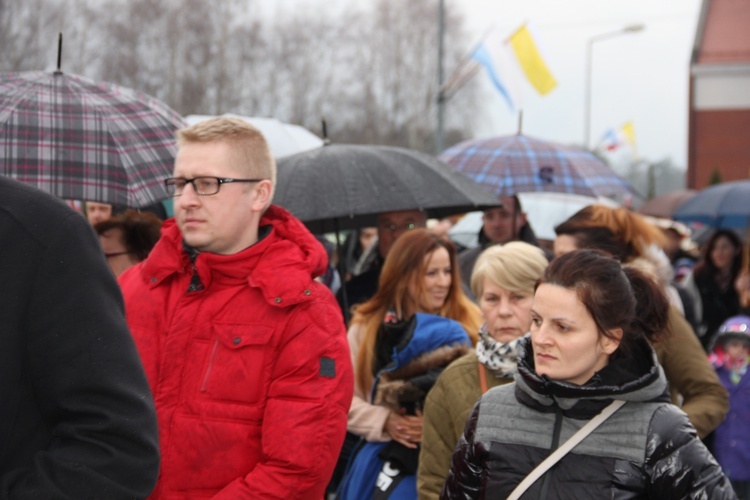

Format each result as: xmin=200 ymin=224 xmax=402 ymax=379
xmin=637 ymin=189 xmax=697 ymax=219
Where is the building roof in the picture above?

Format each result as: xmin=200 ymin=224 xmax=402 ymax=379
xmin=693 ymin=0 xmax=750 ymax=65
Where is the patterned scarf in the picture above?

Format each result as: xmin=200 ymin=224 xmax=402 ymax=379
xmin=475 ymin=324 xmax=525 ymax=378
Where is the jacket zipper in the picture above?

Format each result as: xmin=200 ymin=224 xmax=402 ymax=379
xmin=539 ymin=405 xmax=564 ymax=498
xmin=200 ymin=337 xmax=220 ymax=392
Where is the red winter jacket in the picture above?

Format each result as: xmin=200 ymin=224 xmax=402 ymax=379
xmin=119 ymin=205 xmax=353 ymax=499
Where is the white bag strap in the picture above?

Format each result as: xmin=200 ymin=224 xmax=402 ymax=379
xmin=507 ymin=399 xmax=626 ymax=500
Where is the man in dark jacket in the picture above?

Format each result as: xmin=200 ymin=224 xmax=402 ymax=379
xmin=0 ymin=177 xmax=160 ymax=498
xmin=457 ymin=195 xmax=544 ymax=298
xmin=119 ymin=117 xmax=353 ymax=498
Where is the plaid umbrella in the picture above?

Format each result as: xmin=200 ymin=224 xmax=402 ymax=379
xmin=440 ymin=134 xmax=638 ymax=202
xmin=0 ymin=70 xmax=186 ymax=208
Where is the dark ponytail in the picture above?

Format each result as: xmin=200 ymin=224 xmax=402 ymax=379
xmin=540 ymin=249 xmax=669 ymax=357
xmin=622 ymin=266 xmax=670 ymax=346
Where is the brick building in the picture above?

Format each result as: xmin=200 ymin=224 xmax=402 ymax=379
xmin=688 ymin=0 xmax=750 ymax=188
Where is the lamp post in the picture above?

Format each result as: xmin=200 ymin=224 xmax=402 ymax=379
xmin=436 ymin=0 xmax=445 ymax=154
xmin=584 ymin=24 xmax=644 ymax=150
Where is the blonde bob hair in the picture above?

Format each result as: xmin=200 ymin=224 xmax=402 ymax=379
xmin=351 ymin=229 xmax=482 ymax=393
xmin=470 ymin=241 xmax=548 ymax=299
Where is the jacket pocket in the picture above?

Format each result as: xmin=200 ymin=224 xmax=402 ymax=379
xmin=200 ymin=323 xmax=275 ymax=405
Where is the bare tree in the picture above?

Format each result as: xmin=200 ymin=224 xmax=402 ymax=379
xmin=1 ymin=0 xmax=478 ymax=153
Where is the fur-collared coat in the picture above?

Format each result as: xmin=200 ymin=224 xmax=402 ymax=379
xmin=347 ymin=315 xmax=471 ymax=442
xmin=340 ymin=313 xmax=472 ymax=500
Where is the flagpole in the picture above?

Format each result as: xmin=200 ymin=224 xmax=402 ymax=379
xmin=584 ymin=24 xmax=644 ymax=149
xmin=439 ymin=25 xmax=503 ymax=108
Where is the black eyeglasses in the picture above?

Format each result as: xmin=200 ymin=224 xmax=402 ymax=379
xmin=164 ymin=177 xmax=265 ymax=197
xmin=378 ymin=222 xmax=418 ymax=233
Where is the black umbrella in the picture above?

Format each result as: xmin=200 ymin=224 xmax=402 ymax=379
xmin=274 ymin=144 xmax=500 ymax=233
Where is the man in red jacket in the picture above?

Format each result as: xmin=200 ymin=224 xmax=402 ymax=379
xmin=119 ymin=117 xmax=354 ymax=499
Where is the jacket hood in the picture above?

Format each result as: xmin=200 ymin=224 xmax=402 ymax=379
xmin=514 ymin=335 xmax=669 ymax=414
xmin=140 ymin=204 xmax=328 ymax=307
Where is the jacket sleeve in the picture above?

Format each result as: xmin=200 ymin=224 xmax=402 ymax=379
xmin=645 ymin=404 xmax=736 ymax=499
xmin=1 ymin=213 xmax=160 ymax=499
xmin=655 ymin=307 xmax=729 ymax=437
xmin=440 ymin=402 xmax=485 ymax=500
xmin=214 ymin=294 xmax=354 ymax=499
xmin=418 ymin=370 xmax=464 ymax=500
xmin=346 ymin=323 xmax=392 ymax=442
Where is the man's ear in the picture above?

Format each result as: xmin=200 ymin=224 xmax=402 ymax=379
xmin=518 ymin=212 xmax=528 ymax=227
xmin=252 ymin=180 xmax=273 ymax=211
xmin=601 ymin=327 xmax=622 ymax=355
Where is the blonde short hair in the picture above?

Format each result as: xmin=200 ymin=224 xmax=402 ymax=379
xmin=470 ymin=241 xmax=548 ymax=299
xmin=177 ymin=117 xmax=276 ymax=199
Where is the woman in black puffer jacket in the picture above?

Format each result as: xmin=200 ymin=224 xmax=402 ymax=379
xmin=442 ymin=250 xmax=736 ymax=499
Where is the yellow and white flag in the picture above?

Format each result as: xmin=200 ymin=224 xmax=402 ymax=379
xmin=508 ymin=23 xmax=557 ymax=95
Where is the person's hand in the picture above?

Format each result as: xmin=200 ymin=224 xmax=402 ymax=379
xmin=383 ymin=410 xmax=423 ymax=449
xmin=736 ymin=269 xmax=750 ymax=307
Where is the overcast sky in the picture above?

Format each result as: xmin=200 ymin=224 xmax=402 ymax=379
xmin=455 ymin=0 xmax=703 ymax=169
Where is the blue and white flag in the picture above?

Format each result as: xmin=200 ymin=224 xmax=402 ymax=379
xmin=471 ymin=28 xmax=525 ymax=111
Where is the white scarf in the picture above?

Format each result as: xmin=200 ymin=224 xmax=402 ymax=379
xmin=475 ymin=325 xmax=525 ymax=378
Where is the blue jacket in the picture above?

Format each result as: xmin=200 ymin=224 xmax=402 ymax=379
xmin=712 ymin=365 xmax=750 ymax=481
xmin=339 ymin=313 xmax=471 ymax=499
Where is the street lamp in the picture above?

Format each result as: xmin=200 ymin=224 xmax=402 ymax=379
xmin=584 ymin=24 xmax=645 ymax=150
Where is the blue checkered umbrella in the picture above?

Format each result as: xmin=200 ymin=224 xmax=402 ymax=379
xmin=440 ymin=134 xmax=638 ymax=202
xmin=0 ymin=70 xmax=186 ymax=208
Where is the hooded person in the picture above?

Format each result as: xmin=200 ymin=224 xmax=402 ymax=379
xmin=118 ymin=117 xmax=353 ymax=498
xmin=708 ymin=315 xmax=750 ymax=499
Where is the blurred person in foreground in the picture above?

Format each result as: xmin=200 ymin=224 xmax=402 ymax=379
xmin=0 ymin=177 xmax=159 ymax=497
xmin=708 ymin=315 xmax=750 ymax=500
xmin=85 ymin=200 xmax=115 ymax=225
xmin=95 ymin=209 xmax=163 ymax=277
xmin=552 ymin=205 xmax=729 ymax=438
xmin=118 ymin=117 xmax=353 ymax=498
xmin=337 ymin=229 xmax=482 ymax=499
xmin=418 ymin=242 xmax=548 ymax=499
xmin=342 ymin=226 xmax=378 ymax=281
xmin=457 ymin=195 xmax=543 ymax=297
xmin=443 ymin=250 xmax=735 ymax=499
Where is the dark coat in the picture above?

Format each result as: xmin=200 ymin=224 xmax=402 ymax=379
xmin=457 ymin=224 xmax=545 ymax=299
xmin=0 ymin=177 xmax=159 ymax=498
xmin=442 ymin=336 xmax=736 ymax=499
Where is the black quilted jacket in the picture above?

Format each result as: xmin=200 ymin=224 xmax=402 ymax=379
xmin=441 ymin=336 xmax=737 ymax=499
